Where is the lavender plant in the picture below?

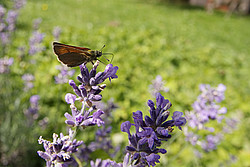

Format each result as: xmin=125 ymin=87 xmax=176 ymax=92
xmin=37 ymin=58 xmax=189 ymax=167
xmin=0 ymin=0 xmax=26 ymax=51
xmin=24 ymin=95 xmax=40 ymax=126
xmin=0 ymin=3 xmax=17 ymax=72
xmin=184 ymin=84 xmax=237 ymax=155
xmin=121 ymin=93 xmax=186 ymax=166
xmin=12 ymin=18 xmax=45 ymax=59
xmin=38 ymin=61 xmax=119 ymax=166
xmin=52 ymin=26 xmax=62 ymax=41
xmin=22 ymin=73 xmax=35 ymax=91
xmin=0 ymin=6 xmax=18 ymax=46
xmin=0 ymin=57 xmax=13 ymax=74
xmin=28 ymin=29 xmax=45 ymax=56
xmin=66 ymin=61 xmax=118 ymax=108
xmin=13 ymin=0 xmax=27 ymax=10
xmin=32 ymin=18 xmax=42 ymax=30
xmin=148 ymin=75 xmax=169 ymax=97
xmin=55 ymin=65 xmax=75 ymax=84
xmin=77 ymin=100 xmax=120 ymax=163
xmin=37 ymin=129 xmax=84 ymax=166
xmin=0 ymin=2 xmax=48 ymax=166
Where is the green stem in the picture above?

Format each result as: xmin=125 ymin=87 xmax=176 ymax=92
xmin=80 ymin=101 xmax=86 ymax=115
xmin=70 ymin=126 xmax=79 ymax=141
xmin=68 ymin=101 xmax=87 ymax=166
xmin=69 ymin=100 xmax=87 ymax=140
xmin=72 ymin=154 xmax=83 ymax=167
xmin=69 ymin=103 xmax=86 ymax=166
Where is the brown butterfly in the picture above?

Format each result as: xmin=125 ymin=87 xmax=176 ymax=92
xmin=53 ymin=42 xmax=112 ymax=67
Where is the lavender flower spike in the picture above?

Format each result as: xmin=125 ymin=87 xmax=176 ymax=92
xmin=0 ymin=57 xmax=14 ymax=74
xmin=69 ymin=61 xmax=118 ymax=107
xmin=37 ymin=130 xmax=83 ymax=167
xmin=121 ymin=93 xmax=186 ymax=166
xmin=184 ymin=83 xmax=228 ymax=153
xmin=52 ymin=26 xmax=62 ymax=41
xmin=149 ymin=75 xmax=169 ymax=97
xmin=55 ymin=65 xmax=75 ymax=84
xmin=64 ymin=99 xmax=105 ymax=127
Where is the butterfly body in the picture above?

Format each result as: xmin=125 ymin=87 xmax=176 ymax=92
xmin=53 ymin=42 xmax=103 ymax=67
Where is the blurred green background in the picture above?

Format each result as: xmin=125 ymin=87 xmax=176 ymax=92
xmin=1 ymin=0 xmax=250 ymax=166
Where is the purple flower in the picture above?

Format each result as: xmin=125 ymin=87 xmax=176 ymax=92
xmin=183 ymin=130 xmax=199 ymax=146
xmin=91 ymin=109 xmax=105 ymax=126
xmin=78 ymin=62 xmax=118 ymax=85
xmin=32 ymin=18 xmax=42 ymax=30
xmin=53 ymin=26 xmax=62 ymax=41
xmin=187 ymin=84 xmax=227 ymax=128
xmin=149 ymin=75 xmax=169 ymax=97
xmin=38 ymin=117 xmax=49 ymax=129
xmin=0 ymin=57 xmax=14 ymax=74
xmin=121 ymin=121 xmax=132 ymax=136
xmin=184 ymin=84 xmax=229 ymax=152
xmin=121 ymin=93 xmax=186 ymax=166
xmin=30 ymin=95 xmax=40 ymax=106
xmin=29 ymin=30 xmax=45 ymax=44
xmin=6 ymin=10 xmax=18 ymax=31
xmin=201 ymin=134 xmax=222 ymax=152
xmin=0 ymin=4 xmax=24 ymax=47
xmin=24 ymin=95 xmax=40 ymax=126
xmin=29 ymin=30 xmax=45 ymax=55
xmin=223 ymin=117 xmax=239 ymax=133
xmin=79 ymin=125 xmax=120 ymax=162
xmin=0 ymin=5 xmax=6 ymax=19
xmin=37 ymin=131 xmax=83 ymax=167
xmin=55 ymin=65 xmax=75 ymax=84
xmin=65 ymin=93 xmax=76 ymax=105
xmin=76 ymin=118 xmax=119 ymax=163
xmin=0 ymin=32 xmax=10 ymax=46
xmin=70 ymin=61 xmax=118 ymax=107
xmin=88 ymin=126 xmax=113 ymax=152
xmin=0 ymin=22 xmax=5 ymax=32
xmin=13 ymin=0 xmax=27 ymax=10
xmin=92 ymin=98 xmax=118 ymax=123
xmin=64 ymin=104 xmax=104 ymax=127
xmin=172 ymin=111 xmax=187 ymax=130
xmin=22 ymin=73 xmax=34 ymax=91
xmin=199 ymin=84 xmax=226 ymax=103
xmin=145 ymin=153 xmax=161 ymax=166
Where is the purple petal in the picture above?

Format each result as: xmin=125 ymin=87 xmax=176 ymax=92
xmin=37 ymin=151 xmax=51 ymax=161
xmin=146 ymin=153 xmax=160 ymax=166
xmin=121 ymin=121 xmax=132 ymax=136
xmin=65 ymin=93 xmax=76 ymax=104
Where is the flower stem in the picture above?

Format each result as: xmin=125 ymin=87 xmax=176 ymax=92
xmin=72 ymin=153 xmax=83 ymax=167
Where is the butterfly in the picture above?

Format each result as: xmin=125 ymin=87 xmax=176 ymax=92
xmin=53 ymin=42 xmax=113 ymax=67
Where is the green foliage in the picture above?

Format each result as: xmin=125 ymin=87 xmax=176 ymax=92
xmin=1 ymin=0 xmax=250 ymax=166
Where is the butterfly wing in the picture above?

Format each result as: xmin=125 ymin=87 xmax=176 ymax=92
xmin=58 ymin=52 xmax=91 ymax=67
xmin=53 ymin=42 xmax=93 ymax=67
xmin=53 ymin=42 xmax=91 ymax=55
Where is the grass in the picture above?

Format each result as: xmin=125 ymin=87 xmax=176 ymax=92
xmin=2 ymin=0 xmax=250 ymax=166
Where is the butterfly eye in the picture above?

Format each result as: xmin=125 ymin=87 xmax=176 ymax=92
xmin=97 ymin=51 xmax=102 ymax=57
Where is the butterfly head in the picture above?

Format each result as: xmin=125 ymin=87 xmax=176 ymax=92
xmin=95 ymin=45 xmax=106 ymax=57
xmin=95 ymin=50 xmax=103 ymax=57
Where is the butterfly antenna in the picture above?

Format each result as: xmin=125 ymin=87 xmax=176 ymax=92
xmin=100 ymin=45 xmax=106 ymax=51
xmin=102 ymin=53 xmax=114 ymax=63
